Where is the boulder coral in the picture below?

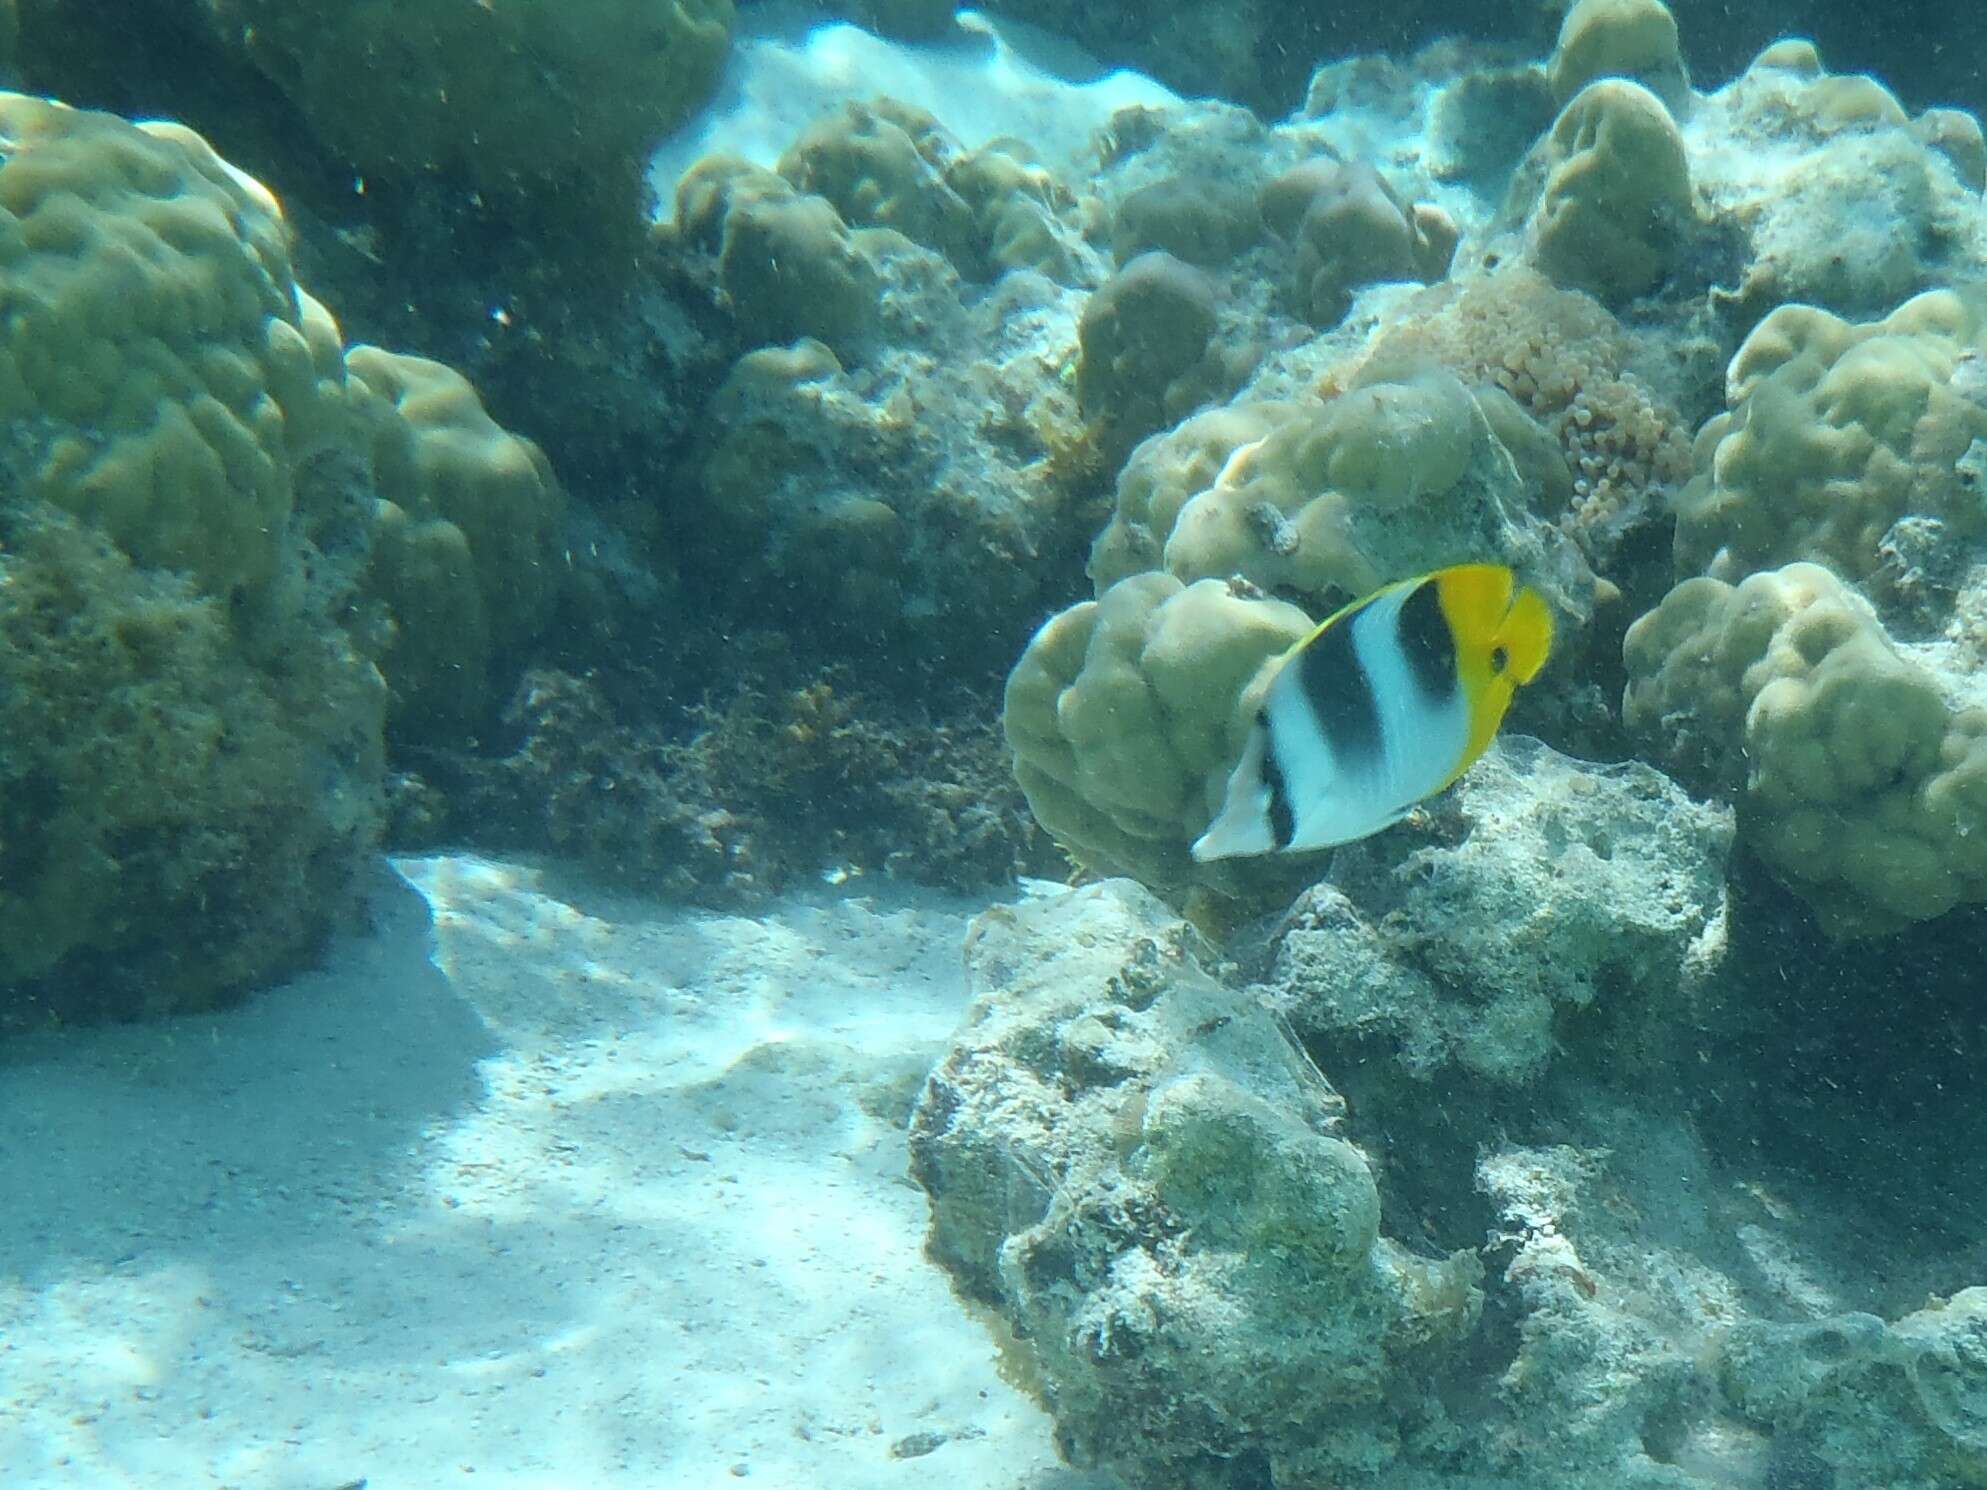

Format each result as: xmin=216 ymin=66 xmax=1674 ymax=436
xmin=1009 ymin=371 xmax=1593 ymax=886
xmin=1545 ymin=0 xmax=1689 ymax=111
xmin=1624 ymin=563 xmax=1987 ymax=936
xmin=1074 ymin=250 xmax=1229 ymax=447
xmin=1087 ymin=401 xmax=1303 ymax=593
xmin=686 ymin=158 xmax=885 ymax=353
xmin=1531 ymin=79 xmax=1695 ymax=305
xmin=1261 ymin=159 xmax=1457 ymax=326
xmin=1111 ymin=173 xmax=1261 ymax=268
xmin=1674 ymin=288 xmax=1987 ymax=613
xmin=0 ymin=94 xmax=388 ymax=1017
xmin=1152 ymin=371 xmax=1590 ymax=619
xmin=0 ymin=93 xmax=564 ymax=1018
xmin=343 ymin=348 xmax=567 ymax=737
xmin=1003 ymin=573 xmax=1312 ymax=888
xmin=776 ymin=100 xmax=981 ymax=272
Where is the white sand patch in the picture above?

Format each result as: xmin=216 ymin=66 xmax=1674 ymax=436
xmin=0 ymin=856 xmax=1110 ymax=1490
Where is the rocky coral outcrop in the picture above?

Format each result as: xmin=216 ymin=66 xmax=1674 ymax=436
xmin=911 ymin=880 xmax=1483 ymax=1487
xmin=1257 ymin=736 xmax=1731 ymax=1086
xmin=0 ymin=94 xmax=564 ymax=1020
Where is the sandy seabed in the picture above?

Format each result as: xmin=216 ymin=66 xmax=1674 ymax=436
xmin=0 ymin=855 xmax=1112 ymax=1490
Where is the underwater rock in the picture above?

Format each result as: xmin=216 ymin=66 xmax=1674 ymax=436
xmin=1719 ymin=1290 xmax=1987 ymax=1488
xmin=910 ymin=880 xmax=1482 ymax=1487
xmin=1687 ymin=42 xmax=1987 ymax=320
xmin=1257 ymin=735 xmax=1731 ymax=1086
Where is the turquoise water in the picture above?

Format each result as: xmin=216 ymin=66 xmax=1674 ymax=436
xmin=3 ymin=3 xmax=1986 ymax=1486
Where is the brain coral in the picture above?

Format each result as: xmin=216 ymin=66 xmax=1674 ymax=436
xmin=1674 ymin=288 xmax=1987 ymax=609
xmin=201 ymin=0 xmax=733 ymax=219
xmin=1624 ymin=563 xmax=1987 ymax=937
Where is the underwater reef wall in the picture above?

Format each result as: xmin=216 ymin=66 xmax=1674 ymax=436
xmin=0 ymin=96 xmax=564 ymax=1026
xmin=2 ymin=1 xmax=1986 ymax=1486
xmin=909 ymin=3 xmax=1987 ymax=1488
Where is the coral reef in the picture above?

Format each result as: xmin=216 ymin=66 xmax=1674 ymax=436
xmin=13 ymin=1 xmax=1987 ymax=1485
xmin=1257 ymin=736 xmax=1732 ymax=1087
xmin=1673 ymin=288 xmax=1987 ymax=605
xmin=1624 ymin=563 xmax=1987 ymax=938
xmin=910 ymin=881 xmax=1483 ymax=1487
xmin=199 ymin=0 xmax=733 ymax=235
xmin=0 ymin=93 xmax=564 ymax=1019
xmin=402 ymin=667 xmax=1051 ymax=902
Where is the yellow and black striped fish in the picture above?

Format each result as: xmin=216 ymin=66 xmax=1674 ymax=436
xmin=1191 ymin=564 xmax=1553 ymax=862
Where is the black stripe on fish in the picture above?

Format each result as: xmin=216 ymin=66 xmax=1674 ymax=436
xmin=1395 ymin=577 xmax=1460 ymax=706
xmin=1297 ymin=602 xmax=1384 ymax=768
xmin=1259 ymin=712 xmax=1296 ymax=850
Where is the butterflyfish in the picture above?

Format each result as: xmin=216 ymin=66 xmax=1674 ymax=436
xmin=1191 ymin=563 xmax=1553 ymax=862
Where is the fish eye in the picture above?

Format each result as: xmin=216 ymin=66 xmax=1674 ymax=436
xmin=1490 ymin=646 xmax=1509 ymax=674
